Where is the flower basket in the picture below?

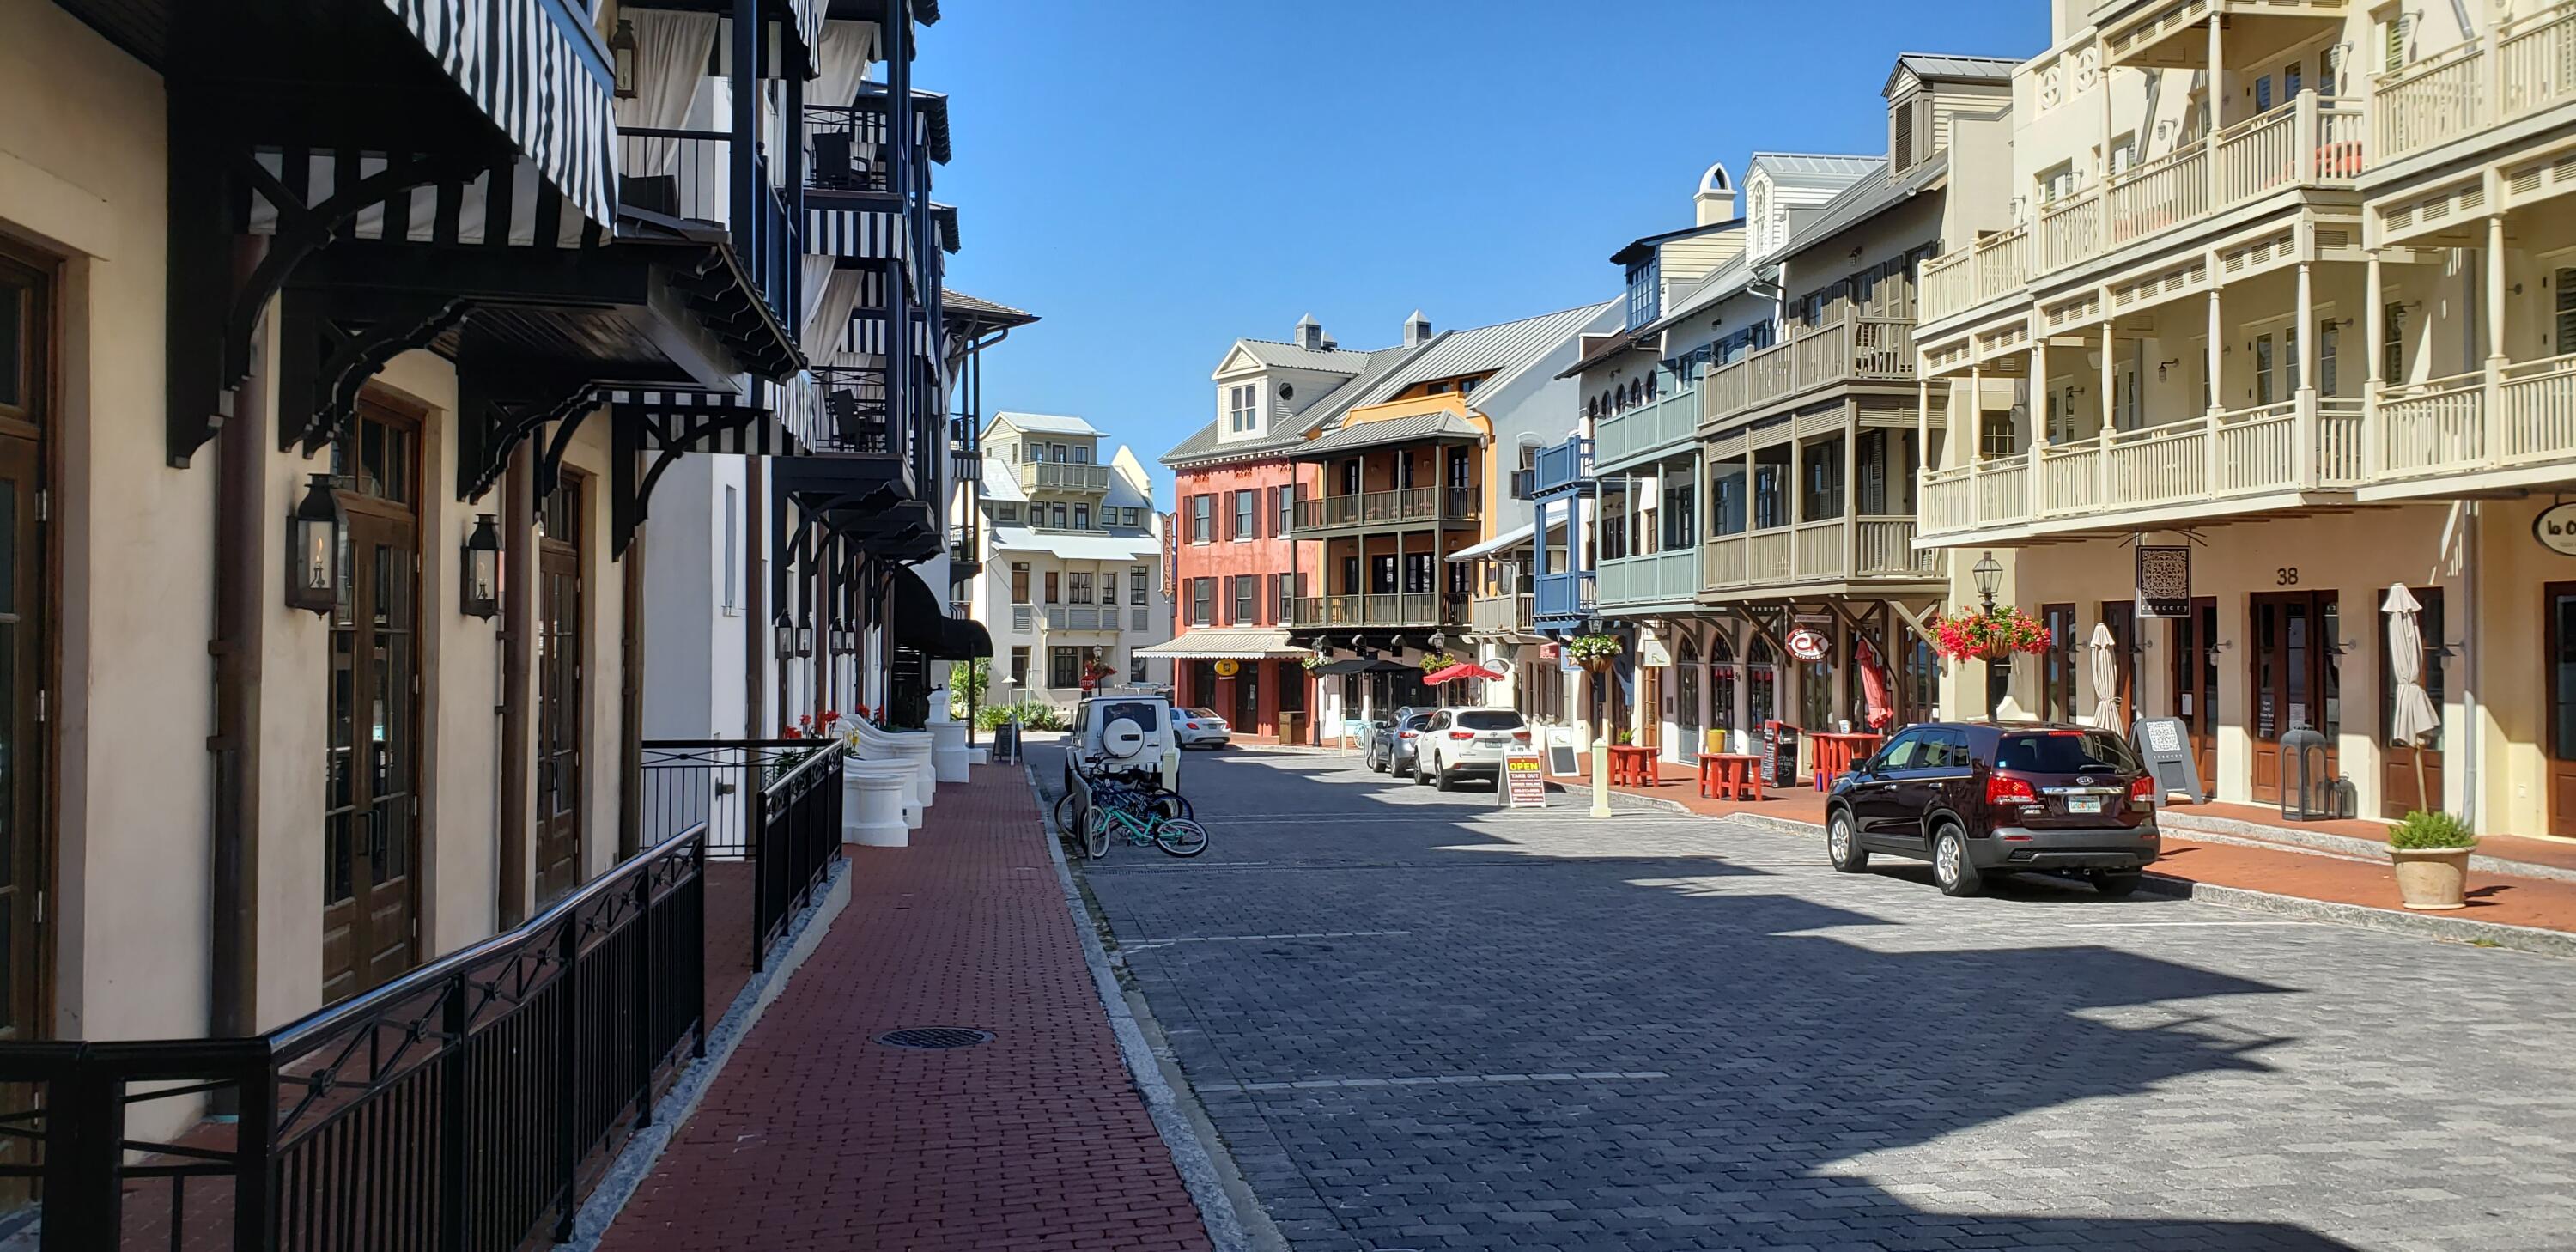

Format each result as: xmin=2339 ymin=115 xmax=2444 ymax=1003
xmin=1933 ymin=606 xmax=2052 ymax=665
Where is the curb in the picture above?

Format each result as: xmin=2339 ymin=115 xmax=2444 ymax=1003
xmin=1634 ymin=796 xmax=2576 ymax=960
xmin=1024 ymin=760 xmax=1264 ymax=1252
xmin=565 ymin=856 xmax=854 ymax=1250
xmin=2156 ymin=809 xmax=2576 ymax=884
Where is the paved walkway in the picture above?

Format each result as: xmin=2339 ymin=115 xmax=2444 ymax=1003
xmin=599 ymin=763 xmax=1211 ymax=1252
xmin=1570 ymin=757 xmax=2576 ymax=934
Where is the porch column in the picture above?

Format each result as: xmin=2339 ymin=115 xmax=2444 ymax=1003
xmin=1841 ymin=408 xmax=1859 ymax=576
xmin=2207 ymin=283 xmax=2226 ymax=491
xmin=2098 ymin=323 xmax=2117 ymax=501
xmin=2485 ymin=214 xmax=2509 ymax=368
xmin=2295 ymin=261 xmax=2318 ymax=400
xmin=1787 ymin=434 xmax=1804 ymax=572
xmin=2295 ymin=259 xmax=2319 ymax=487
xmin=2206 ymin=15 xmax=2226 ymax=206
xmin=1967 ymin=359 xmax=1983 ymax=465
xmin=2365 ymin=250 xmax=2385 ymax=477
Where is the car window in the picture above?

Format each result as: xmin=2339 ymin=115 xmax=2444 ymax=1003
xmin=1188 ymin=708 xmax=1219 ymax=719
xmin=1875 ymin=730 xmax=1928 ymax=769
xmin=1455 ymin=711 xmax=1524 ymax=730
xmin=1405 ymin=714 xmax=1432 ymax=730
xmin=1098 ymin=701 xmax=1162 ymax=732
xmin=1996 ymin=729 xmax=2139 ymax=774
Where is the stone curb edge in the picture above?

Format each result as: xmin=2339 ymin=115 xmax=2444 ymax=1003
xmin=564 ymin=855 xmax=855 ymax=1250
xmin=1024 ymin=761 xmax=1261 ymax=1252
xmin=1629 ymin=792 xmax=2576 ymax=960
xmin=2155 ymin=809 xmax=2576 ymax=884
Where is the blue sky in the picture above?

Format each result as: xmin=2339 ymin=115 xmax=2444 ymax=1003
xmin=923 ymin=2 xmax=2050 ymax=504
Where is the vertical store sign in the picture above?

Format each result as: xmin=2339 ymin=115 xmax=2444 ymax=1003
xmin=1162 ymin=511 xmax=1179 ymax=599
xmin=2135 ymin=545 xmax=2190 ymax=618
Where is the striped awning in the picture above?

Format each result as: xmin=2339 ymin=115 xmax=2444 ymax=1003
xmin=603 ymin=375 xmax=821 ymax=456
xmin=806 ymin=204 xmax=915 ymax=268
xmin=1133 ymin=629 xmax=1309 ymax=660
xmin=245 ymin=149 xmax=606 ymax=249
xmin=381 ymin=0 xmax=619 ymax=226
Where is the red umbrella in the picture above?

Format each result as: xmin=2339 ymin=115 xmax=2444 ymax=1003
xmin=1424 ymin=661 xmax=1504 ymax=686
xmin=1854 ymin=637 xmax=1895 ymax=731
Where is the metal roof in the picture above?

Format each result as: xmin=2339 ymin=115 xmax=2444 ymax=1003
xmin=1750 ymin=152 xmax=1885 ymax=190
xmin=1163 ymin=343 xmax=1424 ymax=468
xmin=1886 ymin=52 xmax=2019 ymax=94
xmin=1350 ymin=303 xmax=1614 ymax=408
xmin=1292 ymin=411 xmax=1484 ymax=457
xmin=944 ymin=289 xmax=1039 ymax=331
xmin=1133 ymin=629 xmax=1307 ymax=660
xmin=984 ymin=526 xmax=1161 ymax=561
xmin=993 ymin=410 xmax=1100 ymax=436
xmin=1771 ymin=153 xmax=1941 ymax=260
xmin=1229 ymin=338 xmax=1381 ymax=374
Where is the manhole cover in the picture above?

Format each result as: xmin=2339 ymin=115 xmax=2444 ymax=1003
xmin=875 ymin=1027 xmax=995 ymax=1050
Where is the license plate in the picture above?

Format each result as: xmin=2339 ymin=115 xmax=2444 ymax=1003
xmin=1479 ymin=735 xmax=1510 ymax=745
xmin=2066 ymin=796 xmax=2105 ymax=814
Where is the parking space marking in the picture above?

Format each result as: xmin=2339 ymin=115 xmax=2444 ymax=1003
xmin=1124 ymin=930 xmax=1413 ymax=951
xmin=1196 ymin=1070 xmax=1671 ymax=1095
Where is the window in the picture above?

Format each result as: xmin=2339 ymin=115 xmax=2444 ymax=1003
xmin=1049 ymin=647 xmax=1080 ymax=689
xmin=2384 ymin=11 xmax=2414 ymax=72
xmin=1126 ymin=508 xmax=1140 ymax=526
xmin=1067 ymin=572 xmax=1093 ymax=605
xmin=2555 ymin=268 xmax=2576 ymax=354
xmin=2320 ymin=327 xmax=2340 ymax=397
xmin=1403 ymin=552 xmax=1434 ymax=594
xmin=1043 ymin=571 xmax=1061 ymax=603
xmin=1011 ymin=562 xmax=1031 ymax=604
xmin=1072 ymin=445 xmax=1092 ymax=464
xmin=2384 ymin=302 xmax=2408 ymax=384
xmin=720 ymin=484 xmax=739 ymax=611
xmin=2041 ymin=604 xmax=2078 ymax=720
xmin=1339 ymin=459 xmax=1360 ymax=495
xmin=1073 ymin=504 xmax=1091 ymax=530
xmin=1272 ymin=484 xmax=1292 ymax=535
xmin=1190 ymin=494 xmax=1212 ymax=543
xmin=1893 ymin=97 xmax=1915 ymax=172
xmin=2320 ymin=48 xmax=2340 ymax=97
xmin=2038 ymin=161 xmax=2078 ymax=205
xmin=1662 ymin=474 xmax=1697 ymax=548
xmin=1269 ymin=572 xmax=1288 ymax=623
xmin=1710 ymin=468 xmax=1746 ymax=536
xmin=1802 ymin=437 xmax=1844 ymax=522
xmin=1129 ymin=566 xmax=1148 ymax=605
xmin=1231 ymin=575 xmax=1255 ymax=624
xmin=1130 ymin=655 xmax=1148 ymax=684
xmin=2255 ymin=74 xmax=2273 ymax=112
xmin=1233 ymin=489 xmax=1256 ymax=540
xmin=2254 ymin=333 xmax=2276 ymax=405
xmin=1189 ymin=578 xmax=1213 ymax=626
xmin=997 ymin=503 xmax=1019 ymax=523
xmin=1980 ymin=409 xmax=2014 ymax=459
xmin=1049 ymin=503 xmax=1068 ymax=528
xmin=2283 ymin=63 xmax=2301 ymax=100
xmin=1010 ymin=647 xmax=1030 ymax=687
xmin=1625 ymin=255 xmax=1661 ymax=330
xmin=1227 ymin=383 xmax=1256 ymax=434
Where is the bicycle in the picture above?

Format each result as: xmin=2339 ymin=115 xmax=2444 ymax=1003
xmin=1080 ymin=777 xmax=1209 ymax=859
xmin=1056 ymin=775 xmax=1189 ymax=841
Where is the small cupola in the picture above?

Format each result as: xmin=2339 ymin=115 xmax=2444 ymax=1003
xmin=1694 ymin=161 xmax=1736 ymax=225
xmin=1294 ymin=313 xmax=1326 ymax=350
xmin=1403 ymin=310 xmax=1433 ymax=348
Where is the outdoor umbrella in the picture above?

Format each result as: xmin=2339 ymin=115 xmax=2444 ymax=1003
xmin=2087 ymin=623 xmax=2123 ymax=730
xmin=1423 ymin=661 xmax=1504 ymax=685
xmin=2383 ymin=583 xmax=2441 ymax=812
xmin=1852 ymin=638 xmax=1894 ymax=731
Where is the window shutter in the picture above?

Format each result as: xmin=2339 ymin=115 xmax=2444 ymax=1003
xmin=1893 ymin=100 xmax=1914 ymax=173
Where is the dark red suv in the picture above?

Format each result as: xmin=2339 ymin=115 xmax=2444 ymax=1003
xmin=1824 ymin=721 xmax=2160 ymax=897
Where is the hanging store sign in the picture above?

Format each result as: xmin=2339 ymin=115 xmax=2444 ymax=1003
xmin=1638 ymin=628 xmax=1672 ymax=668
xmin=2537 ymin=502 xmax=2576 ymax=556
xmin=1783 ymin=627 xmax=1829 ymax=662
xmin=1212 ymin=659 xmax=1241 ymax=678
xmin=2135 ymin=545 xmax=2192 ymax=618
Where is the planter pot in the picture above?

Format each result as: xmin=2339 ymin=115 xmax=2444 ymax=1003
xmin=841 ymin=765 xmax=912 ymax=847
xmin=2390 ymin=845 xmax=2473 ymax=910
xmin=928 ymin=720 xmax=970 ymax=783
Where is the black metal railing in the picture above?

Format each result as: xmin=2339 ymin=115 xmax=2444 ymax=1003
xmin=802 ymin=103 xmax=930 ymax=194
xmin=617 ymin=126 xmax=798 ymax=329
xmin=638 ymin=738 xmax=844 ymax=976
xmin=809 ymin=364 xmax=903 ymax=456
xmin=0 ymin=826 xmax=708 ymax=1251
xmin=637 ymin=739 xmax=815 ymax=858
xmin=751 ymin=743 xmax=843 ymax=973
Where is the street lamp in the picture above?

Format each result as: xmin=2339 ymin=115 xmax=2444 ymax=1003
xmin=1970 ymin=551 xmax=2007 ymax=720
xmin=1971 ymin=551 xmax=2002 ymax=611
xmin=460 ymin=513 xmax=501 ymax=620
xmin=285 ymin=473 xmax=343 ymax=616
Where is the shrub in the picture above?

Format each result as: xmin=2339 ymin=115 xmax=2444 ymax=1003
xmin=2390 ymin=810 xmax=2476 ymax=850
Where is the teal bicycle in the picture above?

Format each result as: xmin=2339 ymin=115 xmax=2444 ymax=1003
xmin=1079 ymin=775 xmax=1210 ymax=859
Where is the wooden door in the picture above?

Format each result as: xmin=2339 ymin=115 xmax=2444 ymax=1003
xmin=2170 ymin=599 xmax=2217 ymax=799
xmin=324 ymin=507 xmax=422 ymax=1003
xmin=2249 ymin=590 xmax=2340 ymax=805
xmin=533 ymin=476 xmax=586 ymax=905
xmin=0 ymin=252 xmax=47 ymax=1047
xmin=2380 ymin=586 xmax=2445 ymax=818
xmin=2549 ymin=584 xmax=2576 ymax=838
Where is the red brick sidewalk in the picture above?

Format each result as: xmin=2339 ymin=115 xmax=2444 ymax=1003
xmin=599 ymin=764 xmax=1212 ymax=1252
xmin=1577 ymin=761 xmax=2576 ymax=936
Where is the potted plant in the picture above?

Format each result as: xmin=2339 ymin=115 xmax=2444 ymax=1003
xmin=1930 ymin=605 xmax=2053 ymax=663
xmin=1565 ymin=632 xmax=1623 ymax=672
xmin=1418 ymin=651 xmax=1460 ymax=672
xmin=2388 ymin=811 xmax=2476 ymax=910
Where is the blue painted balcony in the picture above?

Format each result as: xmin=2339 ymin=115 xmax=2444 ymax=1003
xmin=1528 ymin=436 xmax=1595 ymax=499
xmin=1534 ymin=570 xmax=1595 ymax=629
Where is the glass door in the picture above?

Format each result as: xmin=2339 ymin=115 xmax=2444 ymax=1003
xmin=2550 ymin=584 xmax=2576 ymax=838
xmin=0 ymin=250 xmax=46 ymax=1046
xmin=2249 ymin=591 xmax=2339 ymax=805
xmin=534 ymin=475 xmax=586 ymax=906
xmin=2170 ymin=599 xmax=2218 ymax=799
xmin=324 ymin=506 xmax=421 ymax=1003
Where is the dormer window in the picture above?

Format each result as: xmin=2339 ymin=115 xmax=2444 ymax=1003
xmin=1625 ymin=256 xmax=1661 ymax=331
xmin=1227 ymin=383 xmax=1257 ymax=434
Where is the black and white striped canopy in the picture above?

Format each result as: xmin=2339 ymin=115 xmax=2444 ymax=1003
xmin=246 ymin=148 xmax=605 ymax=248
xmin=381 ymin=0 xmax=619 ymax=226
xmin=806 ymin=204 xmax=914 ymax=266
xmin=603 ymin=377 xmax=821 ymax=455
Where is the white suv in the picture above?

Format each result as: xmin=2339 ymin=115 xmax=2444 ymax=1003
xmin=1067 ymin=690 xmax=1182 ymax=793
xmin=1411 ymin=708 xmax=1532 ymax=790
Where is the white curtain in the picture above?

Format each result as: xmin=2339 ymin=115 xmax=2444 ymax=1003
xmin=812 ymin=22 xmax=878 ymax=110
xmin=617 ymin=12 xmax=720 ymax=179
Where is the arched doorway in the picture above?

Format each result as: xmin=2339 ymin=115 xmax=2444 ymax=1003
xmin=1747 ymin=637 xmax=1779 ymax=730
xmin=1710 ymin=631 xmax=1738 ymax=752
xmin=1673 ymin=632 xmax=1701 ymax=763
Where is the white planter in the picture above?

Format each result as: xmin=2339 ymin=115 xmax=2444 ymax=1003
xmin=842 ymin=764 xmax=912 ymax=846
xmin=886 ymin=734 xmax=936 ymax=805
xmin=843 ymin=757 xmax=922 ymax=830
xmin=929 ymin=720 xmax=970 ymax=783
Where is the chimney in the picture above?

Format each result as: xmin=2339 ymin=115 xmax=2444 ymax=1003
xmin=1293 ymin=313 xmax=1325 ymax=350
xmin=1694 ymin=161 xmax=1737 ymax=226
xmin=1402 ymin=310 xmax=1433 ymax=349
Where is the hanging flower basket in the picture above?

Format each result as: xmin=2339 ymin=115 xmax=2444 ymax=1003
xmin=1565 ymin=632 xmax=1624 ymax=672
xmin=1418 ymin=651 xmax=1461 ymax=673
xmin=1932 ymin=606 xmax=2052 ymax=664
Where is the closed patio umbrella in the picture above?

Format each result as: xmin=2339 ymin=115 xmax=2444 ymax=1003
xmin=2087 ymin=622 xmax=2123 ymax=730
xmin=2384 ymin=583 xmax=2441 ymax=812
xmin=1853 ymin=637 xmax=1894 ymax=730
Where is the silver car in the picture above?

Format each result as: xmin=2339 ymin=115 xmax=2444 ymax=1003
xmin=1176 ymin=707 xmax=1232 ymax=749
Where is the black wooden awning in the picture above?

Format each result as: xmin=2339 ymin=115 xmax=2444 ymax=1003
xmin=889 ymin=570 xmax=988 ymax=660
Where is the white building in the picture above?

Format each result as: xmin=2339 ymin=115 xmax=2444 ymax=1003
xmin=966 ymin=413 xmax=1172 ymax=711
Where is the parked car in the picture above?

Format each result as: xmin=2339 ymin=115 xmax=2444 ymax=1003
xmin=1067 ymin=690 xmax=1182 ymax=793
xmin=1365 ymin=712 xmax=1435 ymax=774
xmin=1176 ymin=707 xmax=1232 ymax=749
xmin=1824 ymin=721 xmax=2160 ymax=898
xmin=1411 ymin=708 xmax=1532 ymax=790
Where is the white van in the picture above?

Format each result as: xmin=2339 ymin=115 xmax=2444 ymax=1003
xmin=1067 ymin=690 xmax=1182 ymax=793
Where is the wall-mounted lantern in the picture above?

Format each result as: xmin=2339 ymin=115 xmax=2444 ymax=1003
xmin=829 ymin=619 xmax=857 ymax=654
xmin=794 ymin=616 xmax=817 ymax=659
xmin=286 ymin=473 xmax=343 ymax=616
xmin=610 ymin=19 xmax=639 ymax=100
xmin=461 ymin=513 xmax=502 ymax=620
xmin=774 ymin=614 xmax=797 ymax=659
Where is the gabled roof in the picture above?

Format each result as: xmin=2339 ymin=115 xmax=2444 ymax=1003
xmin=1886 ymin=52 xmax=2018 ymax=94
xmin=1749 ymin=152 xmax=1884 ymax=191
xmin=1349 ymin=302 xmax=1614 ymax=409
xmin=1774 ymin=149 xmax=1948 ymax=262
xmin=1609 ymin=216 xmax=1745 ymax=268
xmin=993 ymin=411 xmax=1099 ymax=436
xmin=1223 ymin=338 xmax=1380 ymax=375
xmin=1164 ymin=342 xmax=1422 ymax=469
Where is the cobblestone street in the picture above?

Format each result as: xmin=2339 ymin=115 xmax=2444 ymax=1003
xmin=1042 ymin=744 xmax=2576 ymax=1252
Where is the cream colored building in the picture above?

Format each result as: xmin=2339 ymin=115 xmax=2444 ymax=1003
xmin=969 ymin=412 xmax=1171 ymax=711
xmin=1911 ymin=0 xmax=2576 ymax=837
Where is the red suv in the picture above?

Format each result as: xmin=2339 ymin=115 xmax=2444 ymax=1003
xmin=1824 ymin=722 xmax=2160 ymax=898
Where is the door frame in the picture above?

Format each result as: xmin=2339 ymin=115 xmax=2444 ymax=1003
xmin=2247 ymin=588 xmax=2340 ymax=806
xmin=533 ymin=468 xmax=589 ymax=905
xmin=0 ymin=240 xmax=56 ymax=1043
xmin=2170 ymin=597 xmax=2218 ymax=799
xmin=2549 ymin=581 xmax=2576 ymax=839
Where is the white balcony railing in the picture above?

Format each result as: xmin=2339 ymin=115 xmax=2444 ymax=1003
xmin=1918 ymin=395 xmax=2364 ymax=538
xmin=1469 ymin=593 xmax=1533 ymax=635
xmin=1919 ymin=224 xmax=2032 ymax=324
xmin=1015 ymin=460 xmax=1113 ymax=494
xmin=2374 ymin=352 xmax=2576 ymax=489
xmin=2377 ymin=3 xmax=2576 ymax=164
xmin=1702 ymin=317 xmax=1917 ymax=425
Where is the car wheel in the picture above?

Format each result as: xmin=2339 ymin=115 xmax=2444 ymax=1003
xmin=1413 ymin=754 xmax=1431 ymax=786
xmin=2092 ymin=870 xmax=2144 ymax=899
xmin=1931 ymin=824 xmax=1983 ymax=897
xmin=1826 ymin=809 xmax=1869 ymax=872
xmin=1434 ymin=759 xmax=1454 ymax=791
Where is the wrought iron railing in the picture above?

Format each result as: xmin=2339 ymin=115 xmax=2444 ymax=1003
xmin=0 ymin=825 xmax=710 ymax=1251
xmin=751 ymin=744 xmax=844 ymax=971
xmin=638 ymin=739 xmax=844 ymax=976
xmin=617 ymin=127 xmax=799 ymax=326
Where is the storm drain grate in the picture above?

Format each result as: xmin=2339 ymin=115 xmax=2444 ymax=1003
xmin=875 ymin=1027 xmax=995 ymax=1050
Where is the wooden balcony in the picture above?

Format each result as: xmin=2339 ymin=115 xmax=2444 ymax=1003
xmin=2099 ymin=1 xmax=2348 ymax=71
xmin=1919 ymin=224 xmax=2032 ymax=325
xmin=1595 ymin=549 xmax=1699 ymax=612
xmin=1698 ymin=518 xmax=1947 ymax=597
xmin=2364 ymin=352 xmax=2576 ymax=499
xmin=2373 ymin=2 xmax=2576 ymax=165
xmin=1038 ymin=605 xmax=1148 ymax=633
xmin=1469 ymin=593 xmax=1534 ymax=635
xmin=1591 ymin=386 xmax=1700 ymax=473
xmin=1702 ymin=317 xmax=1916 ymax=428
xmin=1528 ymin=437 xmax=1595 ymax=497
xmin=1289 ymin=593 xmax=1456 ymax=629
xmin=1287 ymin=488 xmax=1479 ymax=536
xmin=1917 ymin=396 xmax=2364 ymax=543
xmin=1534 ymin=571 xmax=1595 ymax=624
xmin=1014 ymin=460 xmax=1113 ymax=494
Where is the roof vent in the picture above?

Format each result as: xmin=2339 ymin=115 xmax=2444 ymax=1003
xmin=1294 ymin=313 xmax=1326 ymax=350
xmin=1403 ymin=310 xmax=1433 ymax=349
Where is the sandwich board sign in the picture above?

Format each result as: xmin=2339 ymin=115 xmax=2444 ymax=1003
xmin=1544 ymin=727 xmax=1580 ymax=777
xmin=2130 ymin=716 xmax=2202 ymax=803
xmin=1503 ymin=754 xmax=1549 ymax=808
